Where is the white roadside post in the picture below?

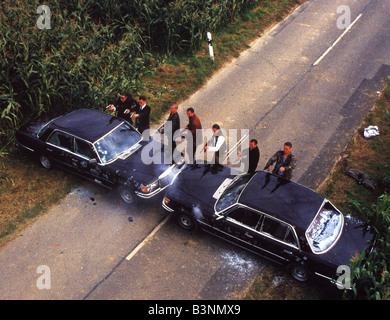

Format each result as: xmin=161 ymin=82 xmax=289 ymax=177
xmin=207 ymin=32 xmax=214 ymax=62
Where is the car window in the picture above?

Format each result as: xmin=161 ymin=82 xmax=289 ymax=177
xmin=74 ymin=138 xmax=96 ymax=159
xmin=48 ymin=131 xmax=73 ymax=151
xmin=215 ymin=173 xmax=254 ymax=212
xmin=261 ymin=216 xmax=298 ymax=247
xmin=226 ymin=207 xmax=262 ymax=229
xmin=284 ymin=227 xmax=298 ymax=246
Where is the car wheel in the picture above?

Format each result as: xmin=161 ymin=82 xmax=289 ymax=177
xmin=177 ymin=213 xmax=197 ymax=231
xmin=288 ymin=263 xmax=311 ymax=282
xmin=39 ymin=155 xmax=52 ymax=169
xmin=118 ymin=186 xmax=137 ymax=204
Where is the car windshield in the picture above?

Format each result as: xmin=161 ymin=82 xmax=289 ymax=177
xmin=306 ymin=201 xmax=344 ymax=254
xmin=215 ymin=173 xmax=254 ymax=212
xmin=94 ymin=122 xmax=141 ymax=164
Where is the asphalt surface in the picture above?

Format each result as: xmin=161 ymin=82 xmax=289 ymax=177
xmin=1 ymin=0 xmax=390 ymax=301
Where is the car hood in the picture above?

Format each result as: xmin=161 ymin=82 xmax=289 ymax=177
xmin=166 ymin=165 xmax=235 ymax=214
xmin=107 ymin=139 xmax=174 ymax=184
xmin=321 ymin=214 xmax=375 ymax=268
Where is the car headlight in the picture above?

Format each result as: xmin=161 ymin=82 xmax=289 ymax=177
xmin=141 ymin=180 xmax=159 ymax=194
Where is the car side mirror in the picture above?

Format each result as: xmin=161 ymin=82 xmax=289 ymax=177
xmin=89 ymin=158 xmax=97 ymax=165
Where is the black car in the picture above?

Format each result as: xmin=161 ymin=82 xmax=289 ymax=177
xmin=162 ymin=165 xmax=375 ymax=284
xmin=15 ymin=108 xmax=185 ymax=204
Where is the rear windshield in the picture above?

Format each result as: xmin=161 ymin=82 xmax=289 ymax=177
xmin=38 ymin=117 xmax=59 ymax=139
xmin=215 ymin=173 xmax=254 ymax=212
xmin=306 ymin=201 xmax=344 ymax=254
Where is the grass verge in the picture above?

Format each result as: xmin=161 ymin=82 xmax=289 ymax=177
xmin=0 ymin=152 xmax=80 ymax=248
xmin=318 ymin=86 xmax=390 ymax=212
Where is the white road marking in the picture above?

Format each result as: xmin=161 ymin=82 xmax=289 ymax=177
xmin=126 ymin=214 xmax=171 ymax=261
xmin=313 ymin=13 xmax=362 ymax=66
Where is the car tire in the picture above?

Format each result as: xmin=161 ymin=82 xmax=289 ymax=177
xmin=287 ymin=263 xmax=311 ymax=282
xmin=39 ymin=155 xmax=52 ymax=169
xmin=118 ymin=186 xmax=137 ymax=205
xmin=177 ymin=213 xmax=197 ymax=231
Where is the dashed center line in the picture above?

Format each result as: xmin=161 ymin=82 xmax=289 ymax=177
xmin=125 ymin=214 xmax=171 ymax=261
xmin=313 ymin=13 xmax=362 ymax=66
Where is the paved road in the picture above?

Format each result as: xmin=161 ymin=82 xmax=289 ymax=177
xmin=1 ymin=0 xmax=389 ymax=301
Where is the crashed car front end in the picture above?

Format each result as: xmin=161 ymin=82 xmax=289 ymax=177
xmin=136 ymin=158 xmax=187 ymax=199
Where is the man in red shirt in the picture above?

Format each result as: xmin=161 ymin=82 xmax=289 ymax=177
xmin=185 ymin=108 xmax=202 ymax=164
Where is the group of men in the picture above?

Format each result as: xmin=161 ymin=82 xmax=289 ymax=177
xmin=107 ymin=93 xmax=151 ymax=134
xmin=108 ymin=93 xmax=296 ymax=179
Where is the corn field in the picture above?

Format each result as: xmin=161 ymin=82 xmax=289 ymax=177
xmin=0 ymin=0 xmax=264 ymax=153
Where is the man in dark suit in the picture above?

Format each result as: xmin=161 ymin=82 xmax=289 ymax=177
xmin=133 ymin=96 xmax=150 ymax=134
xmin=247 ymin=139 xmax=260 ymax=173
xmin=160 ymin=104 xmax=180 ymax=136
xmin=107 ymin=93 xmax=139 ymax=125
xmin=159 ymin=104 xmax=181 ymax=161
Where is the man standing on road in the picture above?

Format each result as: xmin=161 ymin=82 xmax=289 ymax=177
xmin=185 ymin=107 xmax=202 ymax=164
xmin=160 ymin=104 xmax=180 ymax=136
xmin=133 ymin=96 xmax=151 ymax=134
xmin=243 ymin=139 xmax=260 ymax=173
xmin=204 ymin=124 xmax=226 ymax=166
xmin=160 ymin=104 xmax=181 ymax=162
xmin=248 ymin=139 xmax=260 ymax=173
xmin=264 ymin=142 xmax=296 ymax=179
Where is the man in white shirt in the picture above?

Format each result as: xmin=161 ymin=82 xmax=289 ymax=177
xmin=204 ymin=124 xmax=226 ymax=166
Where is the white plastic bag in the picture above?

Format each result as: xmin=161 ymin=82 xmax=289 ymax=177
xmin=363 ymin=125 xmax=380 ymax=139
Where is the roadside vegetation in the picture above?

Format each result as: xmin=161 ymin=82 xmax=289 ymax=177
xmin=244 ymin=82 xmax=390 ymax=300
xmin=320 ymin=84 xmax=390 ymax=300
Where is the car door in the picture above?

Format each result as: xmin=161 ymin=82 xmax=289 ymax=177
xmin=254 ymin=215 xmax=301 ymax=264
xmin=210 ymin=205 xmax=263 ymax=252
xmin=46 ymin=130 xmax=75 ymax=171
xmin=73 ymin=137 xmax=116 ymax=188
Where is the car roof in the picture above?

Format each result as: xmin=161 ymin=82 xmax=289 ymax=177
xmin=239 ymin=171 xmax=324 ymax=231
xmin=50 ymin=108 xmax=124 ymax=142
